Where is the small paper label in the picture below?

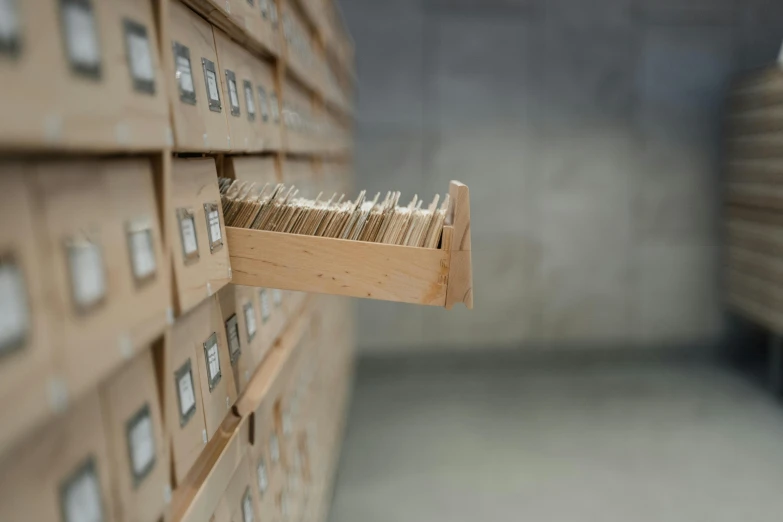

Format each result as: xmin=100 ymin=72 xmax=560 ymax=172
xmin=127 ymin=29 xmax=154 ymax=82
xmin=127 ymin=407 xmax=156 ymax=482
xmin=129 ymin=228 xmax=156 ymax=281
xmin=259 ymin=289 xmax=270 ymax=323
xmin=62 ymin=460 xmax=104 ymax=522
xmin=257 ymin=459 xmax=268 ymax=494
xmin=208 ymin=209 xmax=222 ymax=243
xmin=226 ymin=314 xmax=240 ymax=362
xmin=0 ymin=0 xmax=19 ymax=48
xmin=272 ymin=289 xmax=282 ymax=308
xmin=242 ymin=490 xmax=254 ymax=522
xmin=206 ymin=70 xmax=220 ymax=101
xmin=176 ymin=55 xmax=194 ymax=93
xmin=244 ymin=82 xmax=256 ymax=118
xmin=180 ymin=215 xmax=198 ymax=256
xmin=228 ymin=78 xmax=239 ymax=110
xmin=0 ymin=260 xmax=29 ymax=353
xmin=205 ymin=335 xmax=221 ymax=386
xmin=68 ymin=240 xmax=106 ymax=310
xmin=63 ymin=1 xmax=101 ymax=70
xmin=244 ymin=303 xmax=257 ymax=339
xmin=177 ymin=368 xmax=196 ymax=419
xmin=270 ymin=434 xmax=280 ymax=463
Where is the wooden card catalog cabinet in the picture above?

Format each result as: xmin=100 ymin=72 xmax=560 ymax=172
xmin=170 ymin=157 xmax=231 ymax=315
xmin=0 ymin=0 xmax=169 ymax=150
xmin=162 ymin=328 xmax=209 ymax=487
xmin=31 ymin=158 xmax=167 ymax=401
xmin=214 ymin=29 xmax=264 ymax=152
xmin=175 ymin=294 xmax=236 ymax=443
xmin=0 ymin=391 xmax=115 ymax=522
xmin=0 ymin=166 xmax=55 ymax=456
xmin=166 ymin=0 xmax=231 ymax=152
xmin=100 ymin=348 xmax=169 ymax=522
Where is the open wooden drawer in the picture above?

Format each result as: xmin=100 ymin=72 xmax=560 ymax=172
xmin=226 ymin=181 xmax=473 ymax=309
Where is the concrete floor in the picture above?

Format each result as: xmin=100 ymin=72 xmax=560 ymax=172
xmin=328 ymin=354 xmax=783 ymax=522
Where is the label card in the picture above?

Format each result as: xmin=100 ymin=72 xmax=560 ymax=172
xmin=269 ymin=92 xmax=280 ymax=123
xmin=60 ymin=458 xmax=105 ymax=522
xmin=175 ymin=360 xmax=197 ymax=427
xmin=225 ymin=70 xmax=240 ymax=117
xmin=173 ymin=42 xmax=196 ymax=105
xmin=257 ymin=86 xmax=269 ymax=122
xmin=225 ymin=313 xmax=241 ymax=364
xmin=126 ymin=219 xmax=157 ymax=285
xmin=123 ymin=19 xmax=155 ymax=94
xmin=259 ymin=0 xmax=269 ymax=18
xmin=0 ymin=256 xmax=29 ymax=355
xmin=243 ymin=80 xmax=256 ymax=121
xmin=243 ymin=302 xmax=257 ymax=341
xmin=66 ymin=237 xmax=107 ymax=313
xmin=0 ymin=0 xmax=21 ymax=56
xmin=176 ymin=208 xmax=199 ymax=264
xmin=269 ymin=433 xmax=280 ymax=464
xmin=242 ymin=488 xmax=254 ymax=522
xmin=126 ymin=404 xmax=157 ymax=486
xmin=256 ymin=458 xmax=268 ymax=495
xmin=61 ymin=0 xmax=101 ymax=78
xmin=259 ymin=289 xmax=270 ymax=324
xmin=201 ymin=58 xmax=222 ymax=112
xmin=272 ymin=289 xmax=282 ymax=308
xmin=203 ymin=202 xmax=223 ymax=253
xmin=203 ymin=332 xmax=221 ymax=392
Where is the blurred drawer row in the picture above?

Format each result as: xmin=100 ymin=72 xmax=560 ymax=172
xmin=0 ymin=349 xmax=170 ymax=522
xmin=167 ymin=1 xmax=283 ymax=153
xmin=1 ymin=0 xmax=170 ymax=150
xmin=0 ymin=158 xmax=169 ymax=456
xmin=0 ymin=283 xmax=304 ymax=522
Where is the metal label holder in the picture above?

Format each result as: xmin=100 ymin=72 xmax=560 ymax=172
xmin=174 ymin=359 xmax=197 ymax=427
xmin=203 ymin=332 xmax=222 ymax=392
xmin=225 ymin=69 xmax=241 ymax=117
xmin=125 ymin=403 xmax=157 ymax=488
xmin=176 ymin=207 xmax=200 ymax=265
xmin=173 ymin=42 xmax=197 ymax=105
xmin=201 ymin=58 xmax=222 ymax=113
xmin=123 ymin=18 xmax=156 ymax=95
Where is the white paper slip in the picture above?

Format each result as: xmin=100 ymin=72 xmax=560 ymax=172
xmin=204 ymin=333 xmax=221 ymax=389
xmin=244 ymin=82 xmax=256 ymax=118
xmin=62 ymin=460 xmax=104 ymax=522
xmin=259 ymin=289 xmax=270 ymax=323
xmin=127 ymin=407 xmax=156 ymax=481
xmin=0 ymin=259 xmax=29 ymax=354
xmin=127 ymin=27 xmax=155 ymax=82
xmin=273 ymin=289 xmax=282 ymax=307
xmin=176 ymin=55 xmax=195 ymax=94
xmin=228 ymin=79 xmax=239 ymax=109
xmin=63 ymin=0 xmax=101 ymax=70
xmin=206 ymin=70 xmax=220 ymax=101
xmin=177 ymin=368 xmax=196 ymax=420
xmin=244 ymin=302 xmax=257 ymax=339
xmin=128 ymin=227 xmax=157 ymax=281
xmin=67 ymin=239 xmax=107 ymax=311
xmin=0 ymin=0 xmax=19 ymax=47
xmin=242 ymin=489 xmax=254 ymax=522
xmin=179 ymin=213 xmax=198 ymax=256
xmin=256 ymin=458 xmax=268 ymax=494
xmin=208 ymin=209 xmax=222 ymax=242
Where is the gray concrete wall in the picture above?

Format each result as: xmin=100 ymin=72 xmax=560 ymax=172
xmin=338 ymin=0 xmax=783 ymax=352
